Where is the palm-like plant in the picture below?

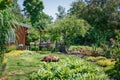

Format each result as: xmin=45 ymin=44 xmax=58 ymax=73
xmin=0 ymin=2 xmax=17 ymax=76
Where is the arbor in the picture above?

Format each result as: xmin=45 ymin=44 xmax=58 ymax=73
xmin=47 ymin=16 xmax=90 ymax=53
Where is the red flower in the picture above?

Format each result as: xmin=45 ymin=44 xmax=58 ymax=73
xmin=41 ymin=55 xmax=60 ymax=62
xmin=43 ymin=57 xmax=49 ymax=61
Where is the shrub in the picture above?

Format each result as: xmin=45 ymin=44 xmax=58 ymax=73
xmin=47 ymin=46 xmax=53 ymax=51
xmin=41 ymin=47 xmax=48 ymax=51
xmin=29 ymin=55 xmax=109 ymax=80
xmin=86 ymin=56 xmax=106 ymax=62
xmin=86 ymin=56 xmax=96 ymax=62
xmin=69 ymin=45 xmax=103 ymax=56
xmin=6 ymin=45 xmax=17 ymax=52
xmin=5 ymin=50 xmax=25 ymax=57
xmin=30 ymin=46 xmax=39 ymax=51
xmin=96 ymin=59 xmax=115 ymax=67
xmin=110 ymin=30 xmax=120 ymax=79
xmin=95 ymin=56 xmax=107 ymax=60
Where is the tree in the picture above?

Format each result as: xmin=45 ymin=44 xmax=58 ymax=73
xmin=0 ymin=0 xmax=13 ymax=10
xmin=23 ymin=0 xmax=53 ymax=48
xmin=56 ymin=5 xmax=66 ymax=20
xmin=23 ymin=0 xmax=44 ymax=47
xmin=68 ymin=0 xmax=86 ymax=18
xmin=11 ymin=0 xmax=24 ymax=22
xmin=47 ymin=16 xmax=90 ymax=53
xmin=23 ymin=0 xmax=44 ymax=26
xmin=0 ymin=0 xmax=15 ymax=76
xmin=26 ymin=28 xmax=39 ymax=44
xmin=69 ymin=0 xmax=120 ymax=46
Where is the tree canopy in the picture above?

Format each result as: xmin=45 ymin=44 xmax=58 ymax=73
xmin=23 ymin=0 xmax=44 ymax=26
xmin=46 ymin=16 xmax=90 ymax=52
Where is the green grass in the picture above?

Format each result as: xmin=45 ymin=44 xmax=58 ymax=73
xmin=4 ymin=53 xmax=68 ymax=79
xmin=4 ymin=53 xmax=42 ymax=79
xmin=4 ymin=52 xmax=109 ymax=80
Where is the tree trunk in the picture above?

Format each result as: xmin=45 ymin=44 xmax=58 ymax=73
xmin=59 ymin=34 xmax=69 ymax=53
xmin=0 ymin=56 xmax=2 ymax=77
xmin=39 ymin=30 xmax=42 ymax=50
xmin=0 ymin=53 xmax=4 ymax=77
xmin=59 ymin=44 xmax=67 ymax=53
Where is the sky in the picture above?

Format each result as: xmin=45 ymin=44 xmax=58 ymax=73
xmin=18 ymin=0 xmax=76 ymax=20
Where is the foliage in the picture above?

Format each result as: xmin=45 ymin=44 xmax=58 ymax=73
xmin=2 ymin=52 xmax=109 ymax=79
xmin=23 ymin=0 xmax=44 ymax=26
xmin=6 ymin=45 xmax=17 ymax=52
xmin=0 ymin=7 xmax=17 ymax=75
xmin=56 ymin=5 xmax=66 ymax=20
xmin=85 ymin=55 xmax=116 ymax=79
xmin=69 ymin=45 xmax=103 ymax=55
xmin=68 ymin=0 xmax=86 ymax=17
xmin=47 ymin=16 xmax=90 ymax=53
xmin=2 ymin=58 xmax=7 ymax=64
xmin=41 ymin=47 xmax=48 ymax=51
xmin=110 ymin=30 xmax=120 ymax=59
xmin=96 ymin=59 xmax=115 ymax=67
xmin=81 ymin=0 xmax=120 ymax=30
xmin=68 ymin=0 xmax=120 ymax=46
xmin=70 ymin=46 xmax=103 ymax=51
xmin=5 ymin=50 xmax=26 ymax=57
xmin=110 ymin=30 xmax=120 ymax=79
xmin=86 ymin=56 xmax=106 ymax=62
xmin=0 ymin=0 xmax=13 ymax=10
xmin=26 ymin=28 xmax=39 ymax=44
xmin=29 ymin=54 xmax=109 ymax=80
xmin=0 ymin=0 xmax=27 ymax=76
xmin=30 ymin=45 xmax=39 ymax=51
xmin=23 ymin=0 xmax=53 ymax=29
xmin=11 ymin=0 xmax=24 ymax=22
xmin=23 ymin=0 xmax=53 ymax=48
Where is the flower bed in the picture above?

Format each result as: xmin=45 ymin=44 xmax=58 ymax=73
xmin=29 ymin=54 xmax=109 ymax=80
xmin=41 ymin=55 xmax=60 ymax=62
xmin=69 ymin=46 xmax=104 ymax=56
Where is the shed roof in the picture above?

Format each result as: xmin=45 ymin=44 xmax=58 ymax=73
xmin=12 ymin=21 xmax=31 ymax=29
xmin=19 ymin=23 xmax=31 ymax=29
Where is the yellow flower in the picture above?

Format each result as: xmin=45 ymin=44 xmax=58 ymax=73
xmin=2 ymin=58 xmax=7 ymax=64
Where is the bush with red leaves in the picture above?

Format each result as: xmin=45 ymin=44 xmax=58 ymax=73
xmin=41 ymin=55 xmax=60 ymax=62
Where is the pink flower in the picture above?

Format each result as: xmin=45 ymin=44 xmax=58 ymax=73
xmin=109 ymin=38 xmax=115 ymax=42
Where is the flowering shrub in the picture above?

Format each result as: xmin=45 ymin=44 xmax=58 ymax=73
xmin=41 ymin=55 xmax=60 ymax=62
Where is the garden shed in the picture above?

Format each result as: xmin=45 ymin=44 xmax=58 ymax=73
xmin=8 ymin=23 xmax=30 ymax=48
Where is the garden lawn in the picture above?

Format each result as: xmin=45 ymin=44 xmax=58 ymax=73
xmin=4 ymin=51 xmax=109 ymax=80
